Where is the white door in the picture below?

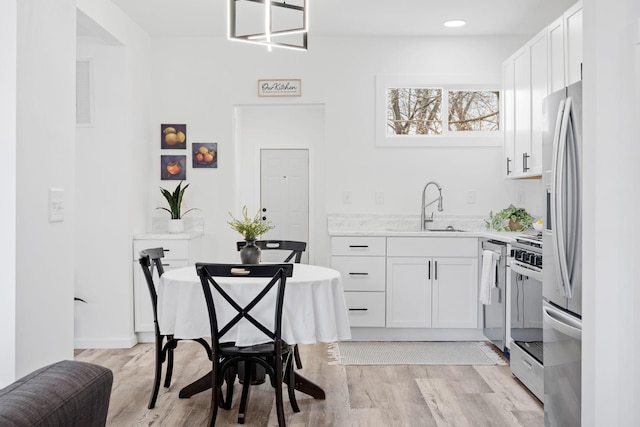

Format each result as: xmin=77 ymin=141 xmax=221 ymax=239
xmin=260 ymin=149 xmax=309 ymax=263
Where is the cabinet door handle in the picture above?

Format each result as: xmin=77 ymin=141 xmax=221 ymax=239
xmin=506 ymin=157 xmax=512 ymax=175
xmin=428 ymin=260 xmax=431 ymax=280
xmin=349 ymin=245 xmax=369 ymax=248
xmin=435 ymin=261 xmax=438 ymax=281
xmin=348 ymin=308 xmax=369 ymax=311
xmin=162 ymin=263 xmax=171 ymax=267
xmin=523 ymin=152 xmax=530 ymax=172
xmin=349 ymin=272 xmax=369 ymax=276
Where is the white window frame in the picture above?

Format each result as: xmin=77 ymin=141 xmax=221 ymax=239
xmin=375 ymin=75 xmax=502 ymax=147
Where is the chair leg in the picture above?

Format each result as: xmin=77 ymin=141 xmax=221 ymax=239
xmin=238 ymin=362 xmax=253 ymax=424
xmin=285 ymin=355 xmax=300 ymax=413
xmin=148 ymin=335 xmax=164 ymax=409
xmin=275 ymin=356 xmax=286 ymax=427
xmin=293 ymin=344 xmax=303 ymax=369
xmin=164 ymin=346 xmax=174 ymax=388
xmin=208 ymin=363 xmax=221 ymax=427
xmin=221 ymin=364 xmax=236 ymax=410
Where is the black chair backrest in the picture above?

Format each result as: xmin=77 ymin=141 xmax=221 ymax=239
xmin=236 ymin=240 xmax=307 ymax=263
xmin=196 ymin=263 xmax=294 ymax=352
xmin=138 ymin=247 xmax=166 ymax=325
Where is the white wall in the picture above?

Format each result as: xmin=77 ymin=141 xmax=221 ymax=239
xmin=10 ymin=0 xmax=77 ymax=382
xmin=0 ymin=0 xmax=18 ymax=387
xmin=150 ymin=35 xmax=538 ymax=267
xmin=74 ymin=2 xmax=152 ymax=348
xmin=582 ymin=0 xmax=640 ymax=425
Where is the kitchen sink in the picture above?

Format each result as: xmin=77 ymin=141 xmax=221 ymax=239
xmin=426 ymin=227 xmax=465 ymax=232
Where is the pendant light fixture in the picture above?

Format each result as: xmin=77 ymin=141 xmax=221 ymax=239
xmin=228 ymin=0 xmax=308 ymax=51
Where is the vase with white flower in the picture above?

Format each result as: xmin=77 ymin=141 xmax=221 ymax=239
xmin=228 ymin=206 xmax=275 ymax=263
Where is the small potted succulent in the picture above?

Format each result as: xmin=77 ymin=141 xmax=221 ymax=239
xmin=485 ymin=205 xmax=533 ymax=231
xmin=157 ymin=181 xmax=197 ymax=233
xmin=228 ymin=206 xmax=275 ymax=263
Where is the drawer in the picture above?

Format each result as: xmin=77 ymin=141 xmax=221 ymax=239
xmin=332 ymin=256 xmax=385 ymax=291
xmin=387 ymin=237 xmax=477 ymax=257
xmin=331 ymin=236 xmax=386 ymax=256
xmin=133 ymin=239 xmax=189 ymax=260
xmin=344 ymin=292 xmax=386 ymax=327
xmin=510 ymin=341 xmax=544 ymax=401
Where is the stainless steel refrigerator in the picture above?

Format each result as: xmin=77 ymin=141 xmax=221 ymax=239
xmin=541 ymin=81 xmax=582 ymax=427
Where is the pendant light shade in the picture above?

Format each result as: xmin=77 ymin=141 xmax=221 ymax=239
xmin=228 ymin=0 xmax=308 ymax=51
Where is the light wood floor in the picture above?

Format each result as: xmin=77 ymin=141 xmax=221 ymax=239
xmin=74 ymin=342 xmax=543 ymax=427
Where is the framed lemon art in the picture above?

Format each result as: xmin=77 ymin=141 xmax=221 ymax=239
xmin=161 ymin=123 xmax=187 ymax=149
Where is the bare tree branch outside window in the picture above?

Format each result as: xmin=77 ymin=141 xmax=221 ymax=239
xmin=387 ymin=88 xmax=442 ymax=135
xmin=386 ymin=88 xmax=499 ymax=137
xmin=448 ymin=91 xmax=500 ymax=131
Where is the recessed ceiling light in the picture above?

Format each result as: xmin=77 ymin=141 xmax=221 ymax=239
xmin=444 ymin=20 xmax=466 ymax=28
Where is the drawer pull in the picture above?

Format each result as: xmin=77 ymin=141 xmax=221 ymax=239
xmin=349 ymin=245 xmax=369 ymax=248
xmin=164 ymin=249 xmax=171 ymax=252
xmin=162 ymin=263 xmax=171 ymax=267
xmin=348 ymin=308 xmax=369 ymax=311
xmin=349 ymin=272 xmax=369 ymax=276
xmin=521 ymin=358 xmax=533 ymax=370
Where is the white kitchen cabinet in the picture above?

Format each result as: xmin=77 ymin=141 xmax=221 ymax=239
xmin=331 ymin=236 xmax=386 ymax=327
xmin=503 ymin=28 xmax=547 ymax=178
xmin=547 ymin=1 xmax=583 ymax=91
xmin=132 ymin=233 xmax=202 ymax=336
xmin=386 ymin=237 xmax=478 ymax=329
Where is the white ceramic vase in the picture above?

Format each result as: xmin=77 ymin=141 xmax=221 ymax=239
xmin=167 ymin=219 xmax=184 ymax=233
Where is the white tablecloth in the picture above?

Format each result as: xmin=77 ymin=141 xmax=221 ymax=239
xmin=158 ymin=264 xmax=352 ymax=347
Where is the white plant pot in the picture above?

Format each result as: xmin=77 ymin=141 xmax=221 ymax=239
xmin=167 ymin=219 xmax=184 ymax=233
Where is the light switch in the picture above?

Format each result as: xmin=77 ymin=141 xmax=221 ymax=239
xmin=343 ymin=191 xmax=352 ymax=205
xmin=48 ymin=188 xmax=64 ymax=222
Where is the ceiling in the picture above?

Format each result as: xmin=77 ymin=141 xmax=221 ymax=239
xmin=109 ymin=0 xmax=577 ymax=38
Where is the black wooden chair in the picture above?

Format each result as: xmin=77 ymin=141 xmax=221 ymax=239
xmin=236 ymin=240 xmax=307 ymax=263
xmin=138 ymin=248 xmax=213 ymax=409
xmin=236 ymin=240 xmax=307 ymax=368
xmin=196 ymin=263 xmax=300 ymax=427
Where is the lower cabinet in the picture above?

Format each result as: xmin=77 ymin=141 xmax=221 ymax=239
xmin=386 ymin=237 xmax=479 ymax=329
xmin=331 ymin=235 xmax=480 ymax=333
xmin=386 ymin=256 xmax=478 ymax=328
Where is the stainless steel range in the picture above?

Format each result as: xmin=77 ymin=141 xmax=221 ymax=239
xmin=508 ymin=232 xmax=543 ymax=401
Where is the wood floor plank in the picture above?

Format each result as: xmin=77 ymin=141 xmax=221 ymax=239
xmin=74 ymin=342 xmax=543 ymax=426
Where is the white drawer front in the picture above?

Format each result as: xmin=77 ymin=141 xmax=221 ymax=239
xmin=332 ymin=256 xmax=385 ymax=291
xmin=331 ymin=236 xmax=386 ymax=256
xmin=387 ymin=237 xmax=477 ymax=257
xmin=344 ymin=292 xmax=386 ymax=327
xmin=134 ymin=239 xmax=189 ymax=260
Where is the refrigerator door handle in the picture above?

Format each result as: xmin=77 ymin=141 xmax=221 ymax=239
xmin=552 ymin=97 xmax=572 ymax=298
xmin=543 ymin=302 xmax=582 ymax=341
xmin=565 ymin=101 xmax=581 ymax=298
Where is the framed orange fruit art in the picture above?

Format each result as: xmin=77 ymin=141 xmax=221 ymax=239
xmin=161 ymin=155 xmax=186 ymax=180
xmin=192 ymin=143 xmax=217 ymax=168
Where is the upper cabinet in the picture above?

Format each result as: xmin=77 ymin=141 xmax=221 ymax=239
xmin=503 ymin=1 xmax=582 ymax=179
xmin=503 ymin=29 xmax=547 ymax=178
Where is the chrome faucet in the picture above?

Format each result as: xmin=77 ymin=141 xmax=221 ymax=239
xmin=420 ymin=181 xmax=443 ymax=230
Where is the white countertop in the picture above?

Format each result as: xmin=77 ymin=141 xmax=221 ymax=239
xmin=133 ymin=232 xmax=204 ymax=240
xmin=327 ymin=213 xmax=520 ymax=243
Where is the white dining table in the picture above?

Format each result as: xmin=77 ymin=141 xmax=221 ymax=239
xmin=158 ymin=263 xmax=352 ymax=347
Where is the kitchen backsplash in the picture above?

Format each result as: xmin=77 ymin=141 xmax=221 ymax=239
xmin=327 ymin=213 xmax=488 ymax=233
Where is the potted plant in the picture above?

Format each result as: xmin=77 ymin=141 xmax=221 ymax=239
xmin=228 ymin=206 xmax=275 ymax=263
xmin=157 ymin=181 xmax=197 ymax=233
xmin=485 ymin=204 xmax=533 ymax=231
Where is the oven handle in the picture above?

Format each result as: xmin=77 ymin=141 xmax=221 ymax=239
xmin=509 ymin=260 xmax=543 ymax=282
xmin=543 ymin=301 xmax=582 ymax=341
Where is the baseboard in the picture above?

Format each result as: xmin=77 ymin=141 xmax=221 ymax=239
xmin=74 ymin=334 xmax=138 ymax=349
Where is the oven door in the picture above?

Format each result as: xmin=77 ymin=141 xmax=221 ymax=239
xmin=509 ymin=261 xmax=543 ymax=364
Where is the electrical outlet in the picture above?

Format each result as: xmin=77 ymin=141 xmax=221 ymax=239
xmin=343 ymin=191 xmax=352 ymax=205
xmin=375 ymin=192 xmax=384 ymax=205
xmin=48 ymin=188 xmax=64 ymax=222
xmin=466 ymin=190 xmax=476 ymax=204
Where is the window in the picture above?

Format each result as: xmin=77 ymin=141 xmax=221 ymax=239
xmin=376 ymin=76 xmax=501 ymax=147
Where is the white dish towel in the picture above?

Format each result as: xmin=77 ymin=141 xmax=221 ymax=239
xmin=479 ymin=250 xmax=498 ymax=305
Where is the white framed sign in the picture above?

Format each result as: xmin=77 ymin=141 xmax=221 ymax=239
xmin=258 ymin=79 xmax=301 ymax=97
